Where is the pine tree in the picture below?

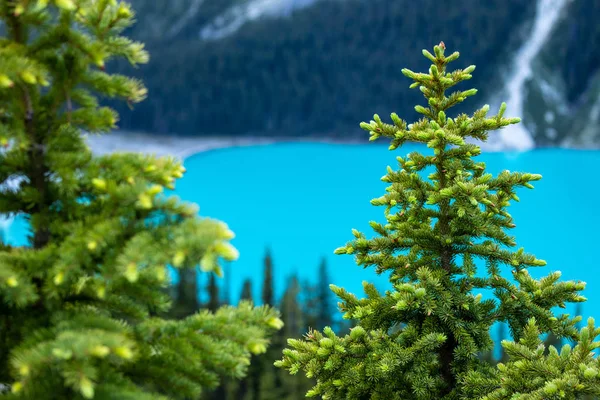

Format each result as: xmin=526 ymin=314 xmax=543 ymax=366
xmin=245 ymin=248 xmax=277 ymax=399
xmin=222 ymin=261 xmax=231 ymax=305
xmin=303 ymin=258 xmax=335 ymax=332
xmin=240 ymin=279 xmax=253 ymax=303
xmin=0 ymin=1 xmax=283 ymax=398
xmin=262 ymin=248 xmax=274 ymax=306
xmin=236 ymin=279 xmax=254 ymax=400
xmin=206 ymin=271 xmax=220 ymax=312
xmin=277 ymin=275 xmax=316 ymax=399
xmin=276 ymin=43 xmax=598 ymax=399
xmin=316 ymin=257 xmax=334 ymax=331
xmin=170 ymin=268 xmax=200 ymax=319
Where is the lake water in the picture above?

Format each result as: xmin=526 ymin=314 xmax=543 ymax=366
xmin=4 ymin=142 xmax=600 ymax=351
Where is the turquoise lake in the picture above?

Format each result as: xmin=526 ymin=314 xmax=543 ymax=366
xmin=4 ymin=142 xmax=600 ymax=348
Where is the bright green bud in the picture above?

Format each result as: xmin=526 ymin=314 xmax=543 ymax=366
xmin=334 ymin=247 xmax=346 ymax=255
xmin=136 ymin=193 xmax=153 ymax=209
xmin=267 ymin=317 xmax=284 ymax=330
xmin=91 ymin=178 xmax=107 ymax=191
xmin=90 ymin=345 xmax=110 ymax=358
xmin=116 ymin=3 xmax=132 ymax=18
xmin=248 ymin=341 xmax=267 ymax=355
xmin=55 ymin=0 xmax=76 ymax=9
xmin=11 ymin=382 xmax=23 ymax=393
xmin=87 ymin=241 xmax=97 ymax=251
xmin=0 ymin=74 xmax=14 ymax=88
xmin=20 ymin=71 xmax=36 ymax=84
xmin=172 ymin=250 xmax=185 ymax=267
xmin=359 ymin=122 xmax=371 ymax=131
xmin=125 ymin=262 xmax=138 ymax=282
xmin=79 ymin=377 xmax=94 ymax=399
xmin=147 ymin=184 xmax=163 ymax=196
xmin=214 ymin=241 xmax=239 ymax=261
xmin=14 ymin=4 xmax=26 ymax=15
xmin=464 ymin=65 xmax=476 ymax=74
xmin=6 ymin=276 xmax=18 ymax=287
xmin=54 ymin=271 xmax=65 ymax=285
xmin=18 ymin=365 xmax=29 ymax=377
xmin=415 ymin=105 xmax=428 ymax=115
xmin=114 ymin=346 xmax=133 ymax=359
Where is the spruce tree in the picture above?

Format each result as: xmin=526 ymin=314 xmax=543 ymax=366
xmin=262 ymin=248 xmax=274 ymax=306
xmin=240 ymin=279 xmax=253 ymax=303
xmin=170 ymin=268 xmax=200 ymax=319
xmin=316 ymin=257 xmax=334 ymax=331
xmin=0 ymin=1 xmax=282 ymax=398
xmin=277 ymin=275 xmax=316 ymax=399
xmin=276 ymin=43 xmax=598 ymax=399
xmin=206 ymin=272 xmax=220 ymax=312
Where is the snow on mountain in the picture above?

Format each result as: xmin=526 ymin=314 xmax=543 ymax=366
xmin=166 ymin=0 xmax=207 ymax=39
xmin=200 ymin=0 xmax=318 ymax=40
xmin=486 ymin=0 xmax=570 ymax=151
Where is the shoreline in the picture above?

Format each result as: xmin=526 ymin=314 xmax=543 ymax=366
xmin=79 ymin=130 xmax=600 ymax=161
xmin=84 ymin=131 xmax=367 ymax=160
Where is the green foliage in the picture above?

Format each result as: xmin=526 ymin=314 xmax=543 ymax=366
xmin=262 ymin=248 xmax=274 ymax=306
xmin=0 ymin=0 xmax=281 ymax=398
xmin=304 ymin=257 xmax=335 ymax=332
xmin=275 ymin=43 xmax=598 ymax=399
xmin=169 ymin=268 xmax=200 ymax=319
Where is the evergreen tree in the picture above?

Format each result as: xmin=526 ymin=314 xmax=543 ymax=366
xmin=206 ymin=272 xmax=220 ymax=312
xmin=170 ymin=268 xmax=200 ymax=319
xmin=262 ymin=248 xmax=274 ymax=306
xmin=276 ymin=43 xmax=596 ymax=399
xmin=316 ymin=257 xmax=334 ymax=331
xmin=236 ymin=279 xmax=254 ymax=400
xmin=277 ymin=275 xmax=315 ymax=399
xmin=240 ymin=279 xmax=253 ymax=303
xmin=0 ymin=1 xmax=282 ymax=398
xmin=302 ymin=258 xmax=335 ymax=332
xmin=222 ymin=261 xmax=231 ymax=305
xmin=245 ymin=248 xmax=277 ymax=399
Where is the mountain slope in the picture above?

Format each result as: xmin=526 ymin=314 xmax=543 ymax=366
xmin=109 ymin=0 xmax=600 ymax=149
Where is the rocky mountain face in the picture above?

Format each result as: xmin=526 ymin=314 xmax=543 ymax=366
xmin=107 ymin=0 xmax=599 ymax=149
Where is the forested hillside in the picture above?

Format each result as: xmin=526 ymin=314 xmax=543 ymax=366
xmin=107 ymin=0 xmax=600 ymax=147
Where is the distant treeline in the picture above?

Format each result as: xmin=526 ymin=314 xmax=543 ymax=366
xmin=162 ymin=247 xmax=584 ymax=400
xmin=110 ymin=0 xmax=539 ymax=137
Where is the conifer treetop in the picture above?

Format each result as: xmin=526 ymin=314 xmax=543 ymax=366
xmin=276 ymin=43 xmax=596 ymax=400
xmin=0 ymin=1 xmax=283 ymax=398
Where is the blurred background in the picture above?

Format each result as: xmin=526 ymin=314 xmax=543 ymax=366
xmin=3 ymin=0 xmax=600 ymax=398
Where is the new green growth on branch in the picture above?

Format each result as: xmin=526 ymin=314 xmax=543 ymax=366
xmin=0 ymin=0 xmax=283 ymax=398
xmin=276 ymin=42 xmax=599 ymax=400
